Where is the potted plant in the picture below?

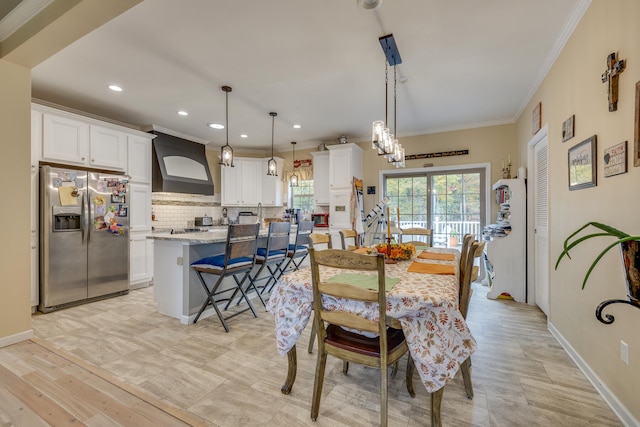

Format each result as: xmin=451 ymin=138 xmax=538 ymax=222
xmin=555 ymin=221 xmax=640 ymax=323
xmin=448 ymin=230 xmax=460 ymax=248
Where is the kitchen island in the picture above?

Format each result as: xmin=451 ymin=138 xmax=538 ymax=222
xmin=148 ymin=229 xmax=271 ymax=324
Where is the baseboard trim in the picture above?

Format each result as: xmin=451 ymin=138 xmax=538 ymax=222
xmin=548 ymin=321 xmax=638 ymax=427
xmin=0 ymin=329 xmax=33 ymax=348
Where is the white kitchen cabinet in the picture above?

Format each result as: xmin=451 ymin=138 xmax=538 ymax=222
xmin=42 ymin=113 xmax=90 ymax=166
xmin=30 ymin=110 xmax=41 ymax=309
xmin=127 ymin=134 xmax=153 ymax=183
xmin=129 ymin=183 xmax=152 ymax=232
xmin=221 ymin=157 xmax=263 ymax=206
xmin=261 ymin=157 xmax=283 ymax=206
xmin=311 ymin=151 xmax=330 ymax=205
xmin=130 ymin=232 xmax=153 ymax=288
xmin=89 ymin=125 xmax=127 ymax=171
xmin=329 ymin=190 xmax=352 ymax=229
xmin=328 ymin=143 xmax=363 ymax=190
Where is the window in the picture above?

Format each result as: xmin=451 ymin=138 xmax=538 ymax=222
xmin=291 ymin=180 xmax=314 ymax=211
xmin=384 ymin=168 xmax=486 ymax=247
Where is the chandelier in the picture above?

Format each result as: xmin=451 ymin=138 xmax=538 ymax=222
xmin=371 ymin=34 xmax=405 ymax=168
xmin=290 ymin=141 xmax=298 ymax=187
xmin=267 ymin=112 xmax=278 ymax=176
xmin=219 ymin=86 xmax=234 ymax=167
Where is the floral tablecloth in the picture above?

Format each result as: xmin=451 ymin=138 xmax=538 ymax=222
xmin=266 ymin=248 xmax=477 ymax=393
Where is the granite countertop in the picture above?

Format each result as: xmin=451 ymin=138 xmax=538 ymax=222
xmin=148 ymin=227 xmax=274 ymax=243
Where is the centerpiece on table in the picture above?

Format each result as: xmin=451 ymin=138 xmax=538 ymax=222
xmin=373 ymin=242 xmax=416 ymax=261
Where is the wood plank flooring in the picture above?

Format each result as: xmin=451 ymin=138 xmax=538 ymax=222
xmin=0 ymin=281 xmax=621 ymax=426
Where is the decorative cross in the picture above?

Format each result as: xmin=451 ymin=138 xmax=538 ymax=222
xmin=601 ymin=52 xmax=626 ymax=112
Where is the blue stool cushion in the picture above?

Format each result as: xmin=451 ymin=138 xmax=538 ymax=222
xmin=287 ymin=244 xmax=308 ymax=255
xmin=191 ymin=254 xmax=253 ymax=270
xmin=256 ymin=247 xmax=287 ymax=261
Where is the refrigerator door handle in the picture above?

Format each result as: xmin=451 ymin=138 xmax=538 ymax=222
xmin=87 ymin=190 xmax=93 ymax=244
xmin=81 ymin=190 xmax=87 ymax=244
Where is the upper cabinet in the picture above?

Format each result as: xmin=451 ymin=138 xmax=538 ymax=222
xmin=221 ymin=157 xmax=283 ymax=207
xmin=127 ymin=135 xmax=152 ymax=183
xmin=311 ymin=151 xmax=330 ymax=205
xmin=42 ymin=113 xmax=90 ymax=166
xmin=328 ymin=143 xmax=363 ymax=190
xmin=89 ymin=125 xmax=127 ymax=171
xmin=35 ymin=104 xmax=153 ymax=176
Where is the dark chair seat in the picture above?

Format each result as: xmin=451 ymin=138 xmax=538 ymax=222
xmin=325 ymin=325 xmax=406 ymax=358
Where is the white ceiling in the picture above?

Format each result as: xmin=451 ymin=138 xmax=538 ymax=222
xmin=28 ymin=0 xmax=588 ymax=152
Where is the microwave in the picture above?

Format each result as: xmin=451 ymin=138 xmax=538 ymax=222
xmin=312 ymin=213 xmax=329 ymax=227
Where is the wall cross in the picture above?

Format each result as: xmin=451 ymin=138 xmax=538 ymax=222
xmin=601 ymin=52 xmax=626 ymax=112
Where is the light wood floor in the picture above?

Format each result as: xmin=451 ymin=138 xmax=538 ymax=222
xmin=1 ymin=282 xmax=621 ymax=426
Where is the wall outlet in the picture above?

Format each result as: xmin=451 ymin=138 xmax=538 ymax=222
xmin=177 ymin=257 xmax=183 ymax=266
xmin=620 ymin=340 xmax=629 ymax=366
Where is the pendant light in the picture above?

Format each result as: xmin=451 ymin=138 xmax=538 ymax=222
xmin=290 ymin=141 xmax=298 ymax=187
xmin=267 ymin=112 xmax=278 ymax=176
xmin=219 ymin=85 xmax=234 ymax=167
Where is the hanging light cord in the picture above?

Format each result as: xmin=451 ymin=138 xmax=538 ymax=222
xmin=385 ymin=61 xmax=389 ymax=127
xmin=393 ymin=64 xmax=397 ymax=138
xmin=225 ymin=90 xmax=229 ymax=145
xmin=271 ymin=115 xmax=275 ymax=157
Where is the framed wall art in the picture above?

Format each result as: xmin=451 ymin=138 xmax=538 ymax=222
xmin=635 ymin=81 xmax=640 ymax=166
xmin=562 ymin=114 xmax=575 ymax=142
xmin=532 ymin=102 xmax=541 ymax=135
xmin=568 ymin=135 xmax=597 ymax=191
xmin=604 ymin=141 xmax=627 ymax=177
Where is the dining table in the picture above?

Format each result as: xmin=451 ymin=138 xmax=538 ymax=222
xmin=266 ymin=246 xmax=477 ymax=400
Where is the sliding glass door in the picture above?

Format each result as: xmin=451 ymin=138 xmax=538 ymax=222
xmin=385 ymin=167 xmax=486 ymax=247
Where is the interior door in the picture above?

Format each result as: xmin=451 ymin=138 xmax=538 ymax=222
xmin=534 ymin=135 xmax=550 ymax=315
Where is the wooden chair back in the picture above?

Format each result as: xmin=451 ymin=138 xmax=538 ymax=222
xmin=459 ymin=241 xmax=485 ymax=319
xmin=308 ymin=232 xmax=332 ymax=250
xmin=226 ymin=223 xmax=261 ymax=266
xmin=264 ymin=221 xmax=291 ymax=255
xmin=339 ymin=229 xmax=360 ymax=250
xmin=458 ymin=233 xmax=475 ymax=273
xmin=309 ymin=248 xmax=410 ymax=425
xmin=399 ymin=227 xmax=432 ymax=247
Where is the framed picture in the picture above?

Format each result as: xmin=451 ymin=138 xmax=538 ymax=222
xmin=532 ymin=102 xmax=541 ymax=135
xmin=562 ymin=114 xmax=575 ymax=142
xmin=604 ymin=141 xmax=627 ymax=177
xmin=111 ymin=194 xmax=124 ymax=203
xmin=568 ymin=135 xmax=597 ymax=191
xmin=634 ymin=81 xmax=640 ymax=167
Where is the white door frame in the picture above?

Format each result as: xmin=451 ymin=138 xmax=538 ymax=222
xmin=526 ymin=124 xmax=548 ymax=305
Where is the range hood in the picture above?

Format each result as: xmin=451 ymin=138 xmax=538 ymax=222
xmin=150 ymin=130 xmax=214 ymax=195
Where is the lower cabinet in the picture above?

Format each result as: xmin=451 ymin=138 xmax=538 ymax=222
xmin=130 ymin=232 xmax=153 ymax=288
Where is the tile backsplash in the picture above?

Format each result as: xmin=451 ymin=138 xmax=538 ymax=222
xmin=151 ymin=193 xmax=284 ymax=230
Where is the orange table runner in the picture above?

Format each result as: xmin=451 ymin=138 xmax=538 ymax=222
xmin=417 ymin=251 xmax=456 ymax=261
xmin=407 ymin=261 xmax=455 ymax=275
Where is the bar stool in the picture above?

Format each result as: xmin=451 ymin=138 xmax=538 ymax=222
xmin=245 ymin=221 xmax=291 ymax=307
xmin=273 ymin=220 xmax=314 ymax=287
xmin=190 ymin=223 xmax=260 ymax=332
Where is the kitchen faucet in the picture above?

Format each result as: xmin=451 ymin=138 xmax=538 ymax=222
xmin=257 ymin=202 xmax=263 ymax=226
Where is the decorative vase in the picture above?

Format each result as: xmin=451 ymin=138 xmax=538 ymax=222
xmin=596 ymin=241 xmax=640 ymax=324
xmin=448 ymin=237 xmax=459 ymax=248
xmin=620 ymin=241 xmax=640 ymax=302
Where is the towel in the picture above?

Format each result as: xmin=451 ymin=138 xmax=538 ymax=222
xmin=352 ymin=247 xmax=373 ymax=255
xmin=417 ymin=251 xmax=456 ymax=261
xmin=407 ymin=262 xmax=455 ymax=275
xmin=327 ymin=273 xmax=400 ymax=291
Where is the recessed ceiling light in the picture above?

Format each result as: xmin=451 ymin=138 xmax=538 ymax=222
xmin=240 ymin=134 xmax=248 ymax=138
xmin=108 ymin=84 xmax=123 ymax=92
xmin=293 ymin=124 xmax=301 ymax=129
xmin=177 ymin=111 xmax=188 ymax=116
xmin=208 ymin=123 xmax=224 ymax=129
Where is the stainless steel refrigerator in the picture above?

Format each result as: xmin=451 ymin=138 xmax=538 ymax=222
xmin=40 ymin=165 xmax=130 ymax=312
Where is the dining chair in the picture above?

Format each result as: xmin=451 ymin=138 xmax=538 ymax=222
xmin=273 ymin=220 xmax=314 ymax=287
xmin=339 ymin=229 xmax=360 ymax=250
xmin=242 ymin=221 xmax=291 ymax=308
xmin=458 ymin=233 xmax=475 ymax=275
xmin=307 ymin=232 xmax=332 ymax=250
xmin=308 ymin=248 xmax=414 ymax=426
xmin=458 ymin=240 xmax=485 ymax=400
xmin=190 ymin=223 xmax=260 ymax=332
xmin=399 ymin=227 xmax=432 ymax=247
xmin=306 ymin=232 xmax=332 ymax=353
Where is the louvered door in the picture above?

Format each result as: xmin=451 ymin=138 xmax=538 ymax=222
xmin=534 ymin=136 xmax=549 ymax=315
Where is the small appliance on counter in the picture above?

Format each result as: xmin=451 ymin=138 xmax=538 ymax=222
xmin=195 ymin=215 xmax=213 ymax=226
xmin=238 ymin=211 xmax=258 ymax=224
xmin=284 ymin=208 xmax=303 ymax=224
xmin=312 ymin=213 xmax=329 ymax=227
